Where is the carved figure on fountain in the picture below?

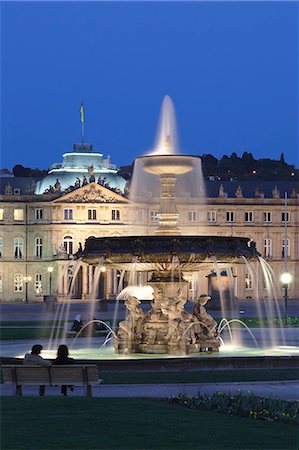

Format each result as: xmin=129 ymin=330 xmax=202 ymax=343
xmin=193 ymin=295 xmax=218 ymax=339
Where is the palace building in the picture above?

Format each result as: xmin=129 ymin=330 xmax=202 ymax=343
xmin=0 ymin=144 xmax=298 ymax=303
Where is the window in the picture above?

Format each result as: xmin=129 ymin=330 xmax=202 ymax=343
xmin=14 ymin=209 xmax=24 ymax=221
xmin=263 ymin=239 xmax=272 ymax=258
xmin=188 ymin=211 xmax=197 ymax=222
xmin=0 ymin=209 xmax=3 ymax=221
xmin=207 ymin=211 xmax=216 ymax=223
xmin=282 ymin=212 xmax=290 ymax=223
xmin=245 ymin=273 xmax=253 ymax=290
xmin=245 ymin=211 xmax=253 ymax=223
xmin=111 ymin=209 xmax=120 ymax=221
xmin=0 ymin=238 xmax=2 ymax=258
xmin=63 ymin=236 xmax=74 ymax=255
xmin=35 ymin=209 xmax=43 ymax=220
xmin=14 ymin=237 xmax=23 ymax=259
xmin=64 ymin=209 xmax=73 ymax=220
xmin=264 ymin=211 xmax=272 ymax=223
xmin=35 ymin=237 xmax=43 ymax=258
xmin=14 ymin=273 xmax=23 ymax=292
xmin=0 ymin=273 xmax=2 ymax=293
xmin=226 ymin=211 xmax=235 ymax=222
xmin=88 ymin=209 xmax=97 ymax=220
xmin=35 ymin=274 xmax=43 ymax=295
xmin=150 ymin=211 xmax=159 ymax=222
xmin=282 ymin=238 xmax=290 ymax=258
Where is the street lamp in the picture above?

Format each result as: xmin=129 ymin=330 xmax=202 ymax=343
xmin=23 ymin=276 xmax=32 ymax=303
xmin=280 ymin=272 xmax=292 ymax=325
xmin=47 ymin=266 xmax=53 ymax=295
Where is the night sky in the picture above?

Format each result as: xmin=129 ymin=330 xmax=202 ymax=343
xmin=1 ymin=1 xmax=298 ymax=171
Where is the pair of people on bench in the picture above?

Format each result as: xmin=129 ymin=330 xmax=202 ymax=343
xmin=24 ymin=344 xmax=74 ymax=396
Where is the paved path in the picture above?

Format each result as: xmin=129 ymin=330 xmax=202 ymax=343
xmin=1 ymin=380 xmax=298 ymax=401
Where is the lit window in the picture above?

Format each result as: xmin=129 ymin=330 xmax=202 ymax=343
xmin=282 ymin=212 xmax=290 ymax=223
xmin=226 ymin=211 xmax=235 ymax=222
xmin=14 ymin=237 xmax=23 ymax=259
xmin=64 ymin=209 xmax=73 ymax=220
xmin=207 ymin=211 xmax=216 ymax=223
xmin=0 ymin=209 xmax=3 ymax=220
xmin=35 ymin=237 xmax=43 ymax=258
xmin=63 ymin=236 xmax=74 ymax=255
xmin=245 ymin=211 xmax=253 ymax=222
xmin=0 ymin=238 xmax=2 ymax=258
xmin=111 ymin=209 xmax=120 ymax=221
xmin=88 ymin=209 xmax=97 ymax=220
xmin=35 ymin=209 xmax=43 ymax=220
xmin=245 ymin=273 xmax=252 ymax=290
xmin=14 ymin=209 xmax=24 ymax=221
xmin=264 ymin=212 xmax=272 ymax=223
xmin=282 ymin=238 xmax=290 ymax=258
xmin=263 ymin=239 xmax=272 ymax=258
xmin=150 ymin=211 xmax=159 ymax=222
xmin=35 ymin=274 xmax=43 ymax=295
xmin=14 ymin=273 xmax=23 ymax=292
xmin=188 ymin=211 xmax=197 ymax=222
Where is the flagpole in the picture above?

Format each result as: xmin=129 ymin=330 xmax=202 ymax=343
xmin=80 ymin=101 xmax=85 ymax=146
xmin=82 ymin=118 xmax=84 ymax=146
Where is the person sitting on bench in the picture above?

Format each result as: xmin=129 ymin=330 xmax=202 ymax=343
xmin=23 ymin=344 xmax=52 ymax=396
xmin=53 ymin=344 xmax=75 ymax=396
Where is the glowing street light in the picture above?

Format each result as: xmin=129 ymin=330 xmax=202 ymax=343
xmin=23 ymin=276 xmax=32 ymax=304
xmin=280 ymin=272 xmax=292 ymax=325
xmin=47 ymin=266 xmax=53 ymax=295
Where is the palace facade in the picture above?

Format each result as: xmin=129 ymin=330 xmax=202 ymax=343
xmin=0 ymin=146 xmax=298 ymax=303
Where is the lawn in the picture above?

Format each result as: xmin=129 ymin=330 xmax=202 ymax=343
xmin=101 ymin=368 xmax=299 ymax=384
xmin=1 ymin=397 xmax=298 ymax=450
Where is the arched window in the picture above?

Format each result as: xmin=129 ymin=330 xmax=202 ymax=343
xmin=14 ymin=273 xmax=23 ymax=292
xmin=35 ymin=274 xmax=43 ymax=295
xmin=282 ymin=238 xmax=290 ymax=258
xmin=245 ymin=273 xmax=253 ymax=290
xmin=63 ymin=236 xmax=74 ymax=255
xmin=14 ymin=237 xmax=24 ymax=259
xmin=263 ymin=239 xmax=272 ymax=258
xmin=35 ymin=237 xmax=43 ymax=258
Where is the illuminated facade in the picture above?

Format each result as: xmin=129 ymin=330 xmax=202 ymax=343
xmin=0 ymin=153 xmax=298 ymax=303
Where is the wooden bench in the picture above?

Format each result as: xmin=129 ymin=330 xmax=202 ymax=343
xmin=1 ymin=365 xmax=102 ymax=397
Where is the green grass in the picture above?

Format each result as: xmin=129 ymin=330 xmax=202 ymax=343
xmin=101 ymin=368 xmax=299 ymax=384
xmin=1 ymin=397 xmax=298 ymax=449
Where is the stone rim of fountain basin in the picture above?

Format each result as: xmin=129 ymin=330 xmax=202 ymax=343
xmin=138 ymin=154 xmax=196 ymax=175
xmin=77 ymin=235 xmax=260 ymax=270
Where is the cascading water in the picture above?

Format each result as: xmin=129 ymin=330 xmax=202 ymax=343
xmin=44 ymin=95 xmax=293 ymax=359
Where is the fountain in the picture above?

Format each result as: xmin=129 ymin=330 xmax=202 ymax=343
xmin=1 ymin=96 xmax=297 ymax=367
xmin=75 ymin=95 xmax=260 ymax=355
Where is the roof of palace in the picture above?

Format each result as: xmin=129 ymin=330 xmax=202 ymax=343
xmin=34 ymin=146 xmax=127 ymax=195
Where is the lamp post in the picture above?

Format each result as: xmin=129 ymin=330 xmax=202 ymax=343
xmin=23 ymin=276 xmax=32 ymax=303
xmin=47 ymin=266 xmax=53 ymax=296
xmin=280 ymin=272 xmax=292 ymax=326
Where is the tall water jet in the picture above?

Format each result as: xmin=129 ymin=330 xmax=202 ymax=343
xmin=151 ymin=95 xmax=179 ymax=155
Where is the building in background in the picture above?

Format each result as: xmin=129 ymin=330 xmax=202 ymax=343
xmin=0 ymin=146 xmax=298 ymax=303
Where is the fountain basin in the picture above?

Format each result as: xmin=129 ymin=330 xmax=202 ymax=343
xmin=140 ymin=154 xmax=195 ymax=175
xmin=79 ymin=235 xmax=259 ymax=269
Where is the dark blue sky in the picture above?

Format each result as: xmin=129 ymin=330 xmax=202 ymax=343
xmin=1 ymin=1 xmax=298 ymax=170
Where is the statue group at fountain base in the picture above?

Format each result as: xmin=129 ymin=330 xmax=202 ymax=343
xmin=114 ymin=286 xmax=220 ymax=355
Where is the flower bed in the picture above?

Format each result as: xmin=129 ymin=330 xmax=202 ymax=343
xmin=169 ymin=392 xmax=299 ymax=424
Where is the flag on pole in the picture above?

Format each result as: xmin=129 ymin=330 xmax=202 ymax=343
xmin=80 ymin=102 xmax=84 ymax=123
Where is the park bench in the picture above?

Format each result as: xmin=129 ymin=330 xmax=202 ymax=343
xmin=1 ymin=365 xmax=102 ymax=397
